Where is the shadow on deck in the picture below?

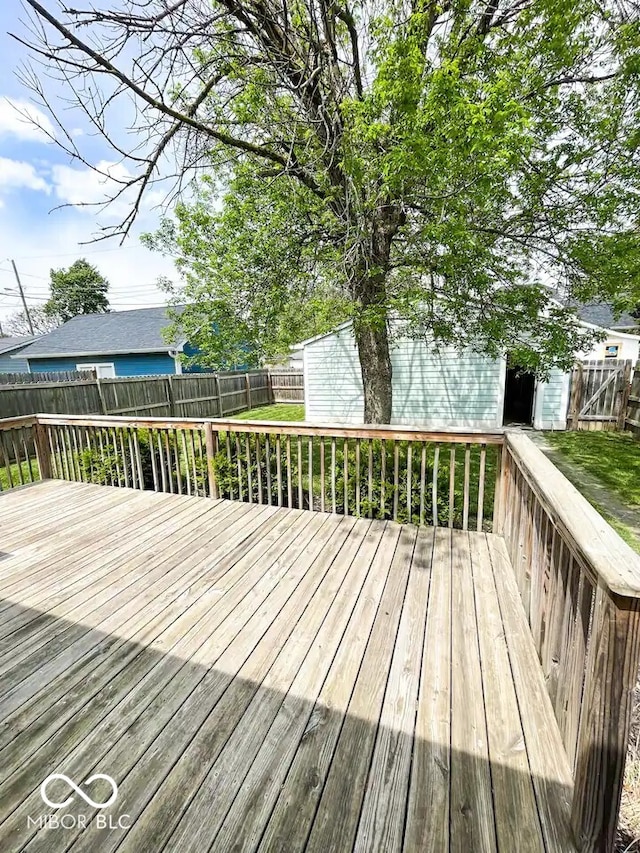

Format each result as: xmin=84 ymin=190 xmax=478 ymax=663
xmin=0 ymin=480 xmax=577 ymax=852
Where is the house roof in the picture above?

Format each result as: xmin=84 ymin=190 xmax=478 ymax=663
xmin=0 ymin=336 xmax=36 ymax=355
xmin=572 ymin=302 xmax=639 ymax=331
xmin=17 ymin=306 xmax=184 ymax=360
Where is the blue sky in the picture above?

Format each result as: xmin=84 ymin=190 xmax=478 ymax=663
xmin=0 ymin=1 xmax=176 ymax=329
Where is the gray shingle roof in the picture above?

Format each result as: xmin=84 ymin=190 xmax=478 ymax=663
xmin=0 ymin=336 xmax=35 ymax=355
xmin=18 ymin=306 xmax=184 ymax=359
xmin=572 ymin=302 xmax=639 ymax=331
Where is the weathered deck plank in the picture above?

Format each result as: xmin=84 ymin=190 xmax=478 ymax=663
xmin=0 ymin=482 xmax=577 ymax=853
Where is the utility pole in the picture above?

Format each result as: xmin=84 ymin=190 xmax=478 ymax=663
xmin=10 ymin=259 xmax=34 ymax=335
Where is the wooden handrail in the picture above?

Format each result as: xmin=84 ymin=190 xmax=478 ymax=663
xmin=504 ymin=431 xmax=640 ymax=597
xmin=33 ymin=413 xmax=505 ymax=444
xmin=497 ymin=431 xmax=640 ymax=853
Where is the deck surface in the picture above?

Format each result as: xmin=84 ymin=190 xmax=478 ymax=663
xmin=0 ymin=480 xmax=576 ymax=852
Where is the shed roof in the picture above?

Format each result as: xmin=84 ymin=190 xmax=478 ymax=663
xmin=573 ymin=302 xmax=639 ymax=331
xmin=17 ymin=306 xmax=184 ymax=359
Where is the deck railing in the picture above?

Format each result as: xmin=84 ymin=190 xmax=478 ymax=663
xmin=2 ymin=414 xmax=503 ymax=530
xmin=2 ymin=413 xmax=640 ymax=852
xmin=495 ymin=431 xmax=640 ymax=853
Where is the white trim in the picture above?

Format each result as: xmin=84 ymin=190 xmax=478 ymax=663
xmin=294 ymin=321 xmax=354 ymax=349
xmin=76 ymin=362 xmax=116 ymax=378
xmin=533 ymin=378 xmax=545 ymax=430
xmin=495 ymin=357 xmax=507 ymax=427
xmin=302 ymin=347 xmax=311 ymax=418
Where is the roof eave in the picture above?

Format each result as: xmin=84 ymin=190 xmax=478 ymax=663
xmin=19 ymin=346 xmax=174 ymax=360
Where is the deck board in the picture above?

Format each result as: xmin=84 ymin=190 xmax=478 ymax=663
xmin=0 ymin=481 xmax=577 ymax=852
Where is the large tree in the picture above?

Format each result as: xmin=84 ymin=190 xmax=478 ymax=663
xmin=45 ymin=259 xmax=110 ymax=323
xmin=15 ymin=0 xmax=640 ymax=421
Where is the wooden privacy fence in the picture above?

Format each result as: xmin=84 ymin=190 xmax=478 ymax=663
xmin=0 ymin=370 xmax=272 ymax=420
xmin=0 ymin=370 xmax=90 ymax=384
xmin=269 ymin=369 xmax=304 ymax=402
xmin=2 ymin=413 xmax=640 ymax=851
xmin=568 ymin=359 xmax=633 ymax=431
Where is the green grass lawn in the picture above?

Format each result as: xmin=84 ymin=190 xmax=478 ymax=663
xmin=545 ymin=431 xmax=640 ymax=507
xmin=231 ymin=403 xmax=305 ymax=422
xmin=544 ymin=430 xmax=640 ymax=552
xmin=0 ymin=459 xmax=40 ymax=491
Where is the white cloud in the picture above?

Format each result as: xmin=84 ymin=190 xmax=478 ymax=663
xmin=50 ymin=160 xmax=172 ymax=222
xmin=0 ymin=98 xmax=56 ymax=143
xmin=51 ymin=160 xmax=140 ymax=219
xmin=0 ymin=157 xmax=49 ymax=193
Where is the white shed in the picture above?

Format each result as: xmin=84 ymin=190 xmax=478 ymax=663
xmin=301 ymin=320 xmax=640 ymax=431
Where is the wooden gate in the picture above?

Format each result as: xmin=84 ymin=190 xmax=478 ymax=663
xmin=568 ymin=359 xmax=633 ymax=431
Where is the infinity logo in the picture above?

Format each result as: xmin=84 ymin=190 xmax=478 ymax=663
xmin=40 ymin=774 xmax=118 ymax=809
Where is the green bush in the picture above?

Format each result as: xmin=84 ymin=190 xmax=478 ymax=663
xmin=77 ymin=429 xmax=155 ymax=489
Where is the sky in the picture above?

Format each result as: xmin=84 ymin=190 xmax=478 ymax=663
xmin=0 ymin=1 xmax=177 ymax=331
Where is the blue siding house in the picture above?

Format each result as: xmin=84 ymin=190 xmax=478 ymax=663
xmin=0 ymin=336 xmax=37 ymax=373
xmin=16 ymin=307 xmax=205 ymax=377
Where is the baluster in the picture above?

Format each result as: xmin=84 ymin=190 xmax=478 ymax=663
xmin=286 ymin=435 xmax=292 ymax=507
xmin=245 ymin=433 xmax=253 ymax=503
xmin=380 ymin=439 xmax=386 ymax=517
xmin=265 ymin=434 xmax=272 ymax=505
xmin=196 ymin=430 xmax=206 ymax=496
xmin=235 ymin=433 xmax=244 ymax=501
xmin=0 ymin=432 xmax=11 ymax=487
xmin=419 ymin=444 xmax=426 ymax=526
xmin=149 ymin=430 xmax=159 ymax=491
xmin=432 ymin=443 xmax=440 ymax=527
xmin=367 ymin=439 xmax=373 ymax=519
xmin=110 ymin=428 xmax=121 ymax=485
xmin=256 ymin=433 xmax=263 ymax=504
xmin=188 ymin=430 xmax=198 ymax=496
xmin=21 ymin=430 xmax=34 ymax=483
xmin=343 ymin=438 xmax=349 ymax=516
xmin=448 ymin=446 xmax=456 ymax=529
xmin=406 ymin=441 xmax=413 ymax=523
xmin=173 ymin=429 xmax=183 ymax=494
xmin=297 ymin=435 xmax=303 ymax=509
xmin=11 ymin=431 xmax=24 ymax=486
xmin=393 ymin=440 xmax=399 ymax=522
xmin=225 ymin=432 xmax=234 ymax=499
xmin=47 ymin=425 xmax=58 ymax=479
xmin=119 ymin=429 xmax=130 ymax=488
xmin=276 ymin=435 xmax=283 ymax=507
xmin=162 ymin=430 xmax=173 ymax=492
xmin=331 ymin=437 xmax=336 ymax=513
xmin=320 ymin=437 xmax=325 ymax=512
xmin=477 ymin=444 xmax=486 ymax=532
xmin=355 ymin=438 xmax=361 ymax=516
xmin=462 ymin=443 xmax=471 ymax=531
xmin=308 ymin=436 xmax=313 ymax=510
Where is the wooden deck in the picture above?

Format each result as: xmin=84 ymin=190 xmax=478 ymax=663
xmin=0 ymin=480 xmax=577 ymax=852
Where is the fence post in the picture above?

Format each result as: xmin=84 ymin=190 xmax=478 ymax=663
xmin=33 ymin=421 xmax=52 ymax=480
xmin=204 ymin=422 xmax=219 ymax=499
xmin=268 ymin=371 xmax=274 ymax=404
xmin=215 ymin=374 xmax=223 ymax=417
xmin=618 ymin=360 xmax=633 ymax=431
xmin=96 ymin=377 xmax=107 ymax=414
xmin=245 ymin=373 xmax=251 ymax=410
xmin=166 ymin=375 xmax=176 ymax=417
xmin=568 ymin=362 xmax=584 ymax=430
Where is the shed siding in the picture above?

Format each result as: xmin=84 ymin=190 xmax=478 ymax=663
xmin=28 ymin=353 xmax=176 ymax=376
xmin=304 ymin=327 xmax=504 ymax=428
xmin=0 ymin=353 xmax=29 ymax=373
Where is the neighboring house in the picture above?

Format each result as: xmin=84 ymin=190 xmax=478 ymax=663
xmin=0 ymin=336 xmax=37 ymax=373
xmin=15 ymin=307 xmax=212 ymax=378
xmin=300 ymin=315 xmax=640 ymax=431
xmin=574 ymin=301 xmax=640 ymax=335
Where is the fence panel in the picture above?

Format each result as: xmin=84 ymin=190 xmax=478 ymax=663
xmin=269 ymin=369 xmax=304 ymax=402
xmin=0 ymin=370 xmax=274 ymax=419
xmin=0 ymin=370 xmax=90 ymax=384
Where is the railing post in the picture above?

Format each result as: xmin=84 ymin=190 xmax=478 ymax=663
xmin=204 ymin=422 xmax=219 ymax=499
xmin=571 ymin=585 xmax=640 ymax=852
xmin=33 ymin=421 xmax=52 ymax=480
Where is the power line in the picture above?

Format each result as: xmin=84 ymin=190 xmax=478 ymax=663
xmin=8 ymin=246 xmax=143 ymax=261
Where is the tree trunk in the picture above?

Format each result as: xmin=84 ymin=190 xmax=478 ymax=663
xmin=355 ymin=321 xmax=393 ymax=423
